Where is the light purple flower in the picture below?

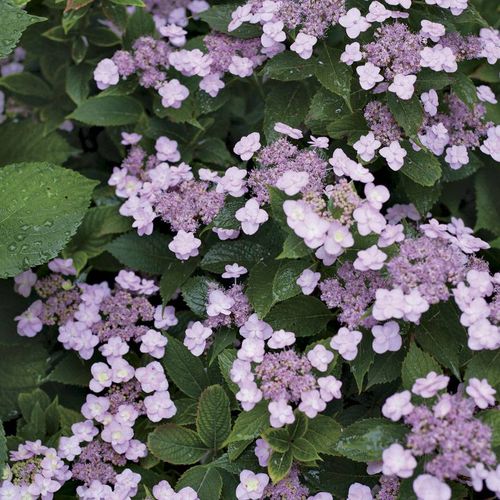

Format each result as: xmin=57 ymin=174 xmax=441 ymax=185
xmin=235 ymin=198 xmax=268 ymax=235
xmin=477 ymin=85 xmax=497 ymax=104
xmin=234 ymin=132 xmax=261 ymax=161
xmin=412 ymin=371 xmax=449 ymax=398
xmin=168 ymin=230 xmax=201 ymax=260
xmin=307 ymin=345 xmax=334 ymax=372
xmin=254 ymin=438 xmax=271 ymax=467
xmin=229 ymin=55 xmax=254 ymax=78
xmin=353 ymin=245 xmax=387 ymax=271
xmin=236 ymin=470 xmax=269 ymax=500
xmin=382 ymin=390 xmax=414 ymax=421
xmin=140 ymin=329 xmax=168 ymax=358
xmin=356 ymin=62 xmax=383 ymax=90
xmin=421 ymin=89 xmax=439 ymax=116
xmin=297 ymin=269 xmax=321 ymax=295
xmin=158 ymin=79 xmax=189 ymax=108
xmin=379 ymin=141 xmax=407 ymax=171
xmin=465 ymin=378 xmax=496 ymax=409
xmin=144 ymin=391 xmax=177 ymax=422
xmin=339 ymin=8 xmax=371 ymax=39
xmin=222 ymin=263 xmax=248 ymax=279
xmin=154 ymin=305 xmax=178 ymax=329
xmin=267 ymin=329 xmax=296 ymax=349
xmin=382 ymin=443 xmax=417 ymax=478
xmin=216 ymin=166 xmax=247 ymax=197
xmin=48 ymin=258 xmax=77 ymax=275
xmin=274 ymin=122 xmax=303 ymax=139
xmin=347 ymin=483 xmax=373 ymax=500
xmin=388 ymin=73 xmax=416 ymax=100
xmin=353 ymin=132 xmax=381 ymax=162
xmin=184 ymin=321 xmax=212 ymax=356
xmin=420 ymin=20 xmax=445 ymax=42
xmin=155 ymin=136 xmax=181 ymax=162
xmin=13 ymin=269 xmax=37 ymax=297
xmin=445 ymin=144 xmax=469 ymax=170
xmin=89 ymin=362 xmax=113 ymax=392
xmin=94 ymin=58 xmax=119 ymax=90
xmin=276 ymin=170 xmax=310 ymax=196
xmin=207 ymin=289 xmax=235 ymax=316
xmin=15 ymin=300 xmax=43 ymax=337
xmin=318 ymin=375 xmax=342 ymax=402
xmin=298 ymin=389 xmax=326 ymax=418
xmin=290 ymin=32 xmax=317 ymax=59
xmin=268 ymin=399 xmax=295 ymax=428
xmin=413 ymin=474 xmax=451 ymax=500
xmin=308 ymin=136 xmax=329 ymax=148
xmin=330 ymin=327 xmax=363 ymax=361
xmin=371 ymin=321 xmax=402 ymax=354
xmin=341 ymin=42 xmax=363 ymax=65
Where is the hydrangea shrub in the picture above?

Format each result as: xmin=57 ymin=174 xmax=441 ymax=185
xmin=0 ymin=0 xmax=499 ymax=498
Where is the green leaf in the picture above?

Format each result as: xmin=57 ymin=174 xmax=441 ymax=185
xmin=0 ymin=342 xmax=48 ymax=420
xmin=401 ymin=145 xmax=442 ymax=187
xmin=0 ymin=0 xmax=45 ymax=59
xmin=0 ymin=279 xmax=32 ymax=346
xmin=349 ymin=334 xmax=374 ymax=393
xmin=334 ymin=418 xmax=407 ymax=462
xmin=475 ymin=167 xmax=500 ymax=236
xmin=265 ymin=296 xmax=333 ymax=336
xmin=124 ymin=8 xmax=155 ymax=47
xmin=263 ymin=428 xmax=290 ymax=453
xmin=262 ymin=52 xmax=316 ymax=81
xmin=176 ymin=466 xmax=223 ymax=500
xmin=47 ymin=353 xmax=91 ymax=387
xmin=106 ymin=231 xmax=173 ymax=274
xmin=415 ymin=69 xmax=451 ymax=92
xmin=201 ymin=240 xmax=272 ymax=274
xmin=0 ymin=421 xmax=6 ymax=478
xmin=305 ymin=87 xmax=348 ymax=135
xmin=327 ymin=112 xmax=368 ymax=140
xmin=181 ymin=276 xmax=217 ymax=317
xmin=0 ymin=73 xmax=52 ymax=102
xmin=218 ymin=349 xmax=239 ymax=394
xmin=226 ymin=401 xmax=269 ymax=443
xmin=277 ymin=233 xmax=311 ymax=259
xmin=211 ymin=198 xmax=246 ymax=230
xmin=399 ymin=175 xmax=442 ymax=214
xmin=68 ymin=95 xmax=144 ymax=126
xmin=366 ymin=350 xmax=405 ymax=389
xmin=452 ymin=73 xmax=478 ymax=109
xmin=66 ymin=64 xmax=93 ymax=105
xmin=0 ymin=121 xmax=75 ymax=167
xmin=148 ymin=424 xmax=208 ymax=464
xmin=268 ymin=448 xmax=293 ymax=482
xmin=160 ymin=258 xmax=199 ymax=305
xmin=162 ymin=335 xmax=209 ymax=399
xmin=304 ymin=415 xmax=342 ymax=455
xmin=292 ymin=437 xmax=321 ymax=462
xmin=246 ymin=259 xmax=305 ymax=318
xmin=65 ymin=205 xmax=131 ymax=259
xmin=199 ymin=4 xmax=260 ymax=39
xmin=414 ymin=302 xmax=467 ymax=379
xmin=401 ymin=343 xmax=442 ymax=390
xmin=465 ymin=351 xmax=500 ymax=392
xmin=387 ymin=93 xmax=423 ymax=139
xmin=264 ymin=81 xmax=310 ymax=142
xmin=0 ymin=162 xmax=97 ymax=278
xmin=193 ymin=137 xmax=233 ymax=166
xmin=196 ymin=385 xmax=231 ymax=450
xmin=314 ymin=43 xmax=352 ymax=109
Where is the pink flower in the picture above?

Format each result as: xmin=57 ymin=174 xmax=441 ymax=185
xmin=268 ymin=329 xmax=296 ymax=349
xmin=207 ymin=289 xmax=235 ymax=316
xmin=307 ymin=345 xmax=334 ymax=372
xmin=413 ymin=474 xmax=451 ymax=500
xmin=290 ymin=32 xmax=317 ymax=59
xmin=235 ymin=198 xmax=269 ymax=235
xmin=347 ymin=483 xmax=373 ymax=500
xmin=412 ymin=371 xmax=449 ymax=398
xmin=276 ymin=170 xmax=310 ymax=196
xmin=184 ymin=321 xmax=212 ymax=356
xmin=421 ymin=89 xmax=439 ymax=116
xmin=268 ymin=399 xmax=295 ymax=428
xmin=94 ymin=58 xmax=119 ymax=90
xmin=155 ymin=136 xmax=181 ymax=162
xmin=445 ymin=145 xmax=469 ymax=170
xmin=340 ymin=42 xmax=363 ymax=65
xmin=14 ymin=269 xmax=37 ymax=297
xmin=382 ymin=443 xmax=417 ymax=478
xmin=15 ymin=300 xmax=43 ymax=337
xmin=229 ymin=55 xmax=254 ymax=78
xmin=168 ymin=231 xmax=201 ymax=260
xmin=465 ymin=378 xmax=496 ymax=409
xmin=371 ymin=321 xmax=402 ymax=354
xmin=330 ymin=327 xmax=363 ymax=361
xmin=236 ymin=470 xmax=269 ymax=500
xmin=254 ymin=439 xmax=271 ymax=467
xmin=140 ymin=329 xmax=168 ymax=358
xmin=382 ymin=390 xmax=414 ymax=421
xmin=298 ymin=389 xmax=326 ymax=418
xmin=356 ymin=62 xmax=384 ymax=90
xmin=318 ymin=376 xmax=342 ymax=402
xmin=379 ymin=141 xmax=407 ymax=171
xmin=48 ymin=258 xmax=77 ymax=275
xmin=339 ymin=8 xmax=371 ymax=39
xmin=158 ymin=79 xmax=189 ymax=109
xmin=388 ymin=73 xmax=416 ymax=100
xmin=353 ymin=132 xmax=381 ymax=162
xmin=296 ymin=269 xmax=321 ymax=295
xmin=274 ymin=122 xmax=303 ymax=139
xmin=234 ymin=132 xmax=261 ymax=161
xmin=353 ymin=245 xmax=387 ymax=271
xmin=216 ymin=166 xmax=247 ymax=197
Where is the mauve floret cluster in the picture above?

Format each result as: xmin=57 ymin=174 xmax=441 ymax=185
xmin=249 ymin=138 xmax=328 ymax=203
xmin=264 ymin=465 xmax=310 ymax=499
